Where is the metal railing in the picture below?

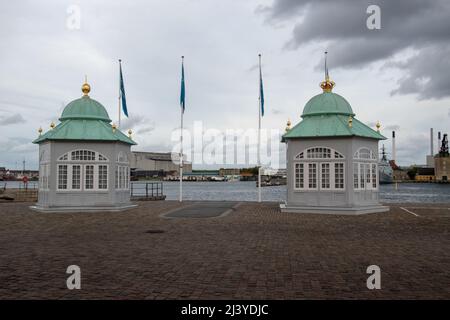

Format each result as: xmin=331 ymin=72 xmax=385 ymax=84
xmin=130 ymin=182 xmax=164 ymax=198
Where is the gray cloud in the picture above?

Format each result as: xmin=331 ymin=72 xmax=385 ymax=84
xmin=271 ymin=108 xmax=283 ymax=115
xmin=0 ymin=113 xmax=26 ymax=125
xmin=384 ymin=124 xmax=400 ymax=131
xmin=261 ymin=0 xmax=450 ymax=99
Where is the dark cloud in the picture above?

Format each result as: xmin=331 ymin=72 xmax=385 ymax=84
xmin=261 ymin=0 xmax=450 ymax=99
xmin=0 ymin=113 xmax=26 ymax=125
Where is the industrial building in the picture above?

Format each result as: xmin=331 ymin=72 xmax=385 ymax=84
xmin=130 ymin=151 xmax=192 ymax=177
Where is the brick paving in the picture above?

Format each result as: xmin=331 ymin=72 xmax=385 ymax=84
xmin=0 ymin=201 xmax=449 ymax=299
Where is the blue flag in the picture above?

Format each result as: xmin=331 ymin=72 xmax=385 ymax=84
xmin=180 ymin=57 xmax=185 ymax=113
xmin=259 ymin=62 xmax=264 ymax=117
xmin=119 ymin=60 xmax=129 ymax=117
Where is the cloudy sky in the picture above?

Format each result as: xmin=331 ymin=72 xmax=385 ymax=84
xmin=1 ymin=0 xmax=449 ymax=170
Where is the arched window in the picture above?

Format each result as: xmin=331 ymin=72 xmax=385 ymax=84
xmin=293 ymin=147 xmax=345 ymax=191
xmin=353 ymin=148 xmax=378 ymax=190
xmin=353 ymin=148 xmax=377 ymax=160
xmin=295 ymin=147 xmax=345 ymax=160
xmin=56 ymin=150 xmax=109 ymax=191
xmin=58 ymin=150 xmax=108 ymax=161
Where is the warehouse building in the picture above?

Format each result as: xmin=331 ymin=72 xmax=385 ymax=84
xmin=130 ymin=151 xmax=192 ymax=176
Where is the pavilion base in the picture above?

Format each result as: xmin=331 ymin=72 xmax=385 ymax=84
xmin=29 ymin=203 xmax=138 ymax=213
xmin=279 ymin=203 xmax=389 ymax=215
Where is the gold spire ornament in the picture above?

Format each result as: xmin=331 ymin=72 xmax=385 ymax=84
xmin=348 ymin=116 xmax=353 ymax=128
xmin=128 ymin=129 xmax=133 ymax=137
xmin=50 ymin=122 xmax=55 ymax=129
xmin=285 ymin=119 xmax=292 ymax=132
xmin=38 ymin=127 xmax=43 ymax=136
xmin=81 ymin=75 xmax=91 ymax=96
xmin=112 ymin=123 xmax=117 ymax=133
xmin=320 ymin=51 xmax=335 ymax=92
xmin=376 ymin=121 xmax=381 ymax=132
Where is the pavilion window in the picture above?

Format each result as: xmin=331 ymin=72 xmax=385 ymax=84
xmin=320 ymin=163 xmax=330 ymax=189
xmin=294 ymin=163 xmax=304 ymax=189
xmin=308 ymin=163 xmax=318 ymax=189
xmin=85 ymin=165 xmax=94 ymax=190
xmin=116 ymin=166 xmax=128 ymax=190
xmin=98 ymin=165 xmax=108 ymax=189
xmin=72 ymin=150 xmax=96 ymax=161
xmin=359 ymin=163 xmax=366 ymax=188
xmin=371 ymin=164 xmax=378 ymax=189
xmin=57 ymin=165 xmax=68 ymax=190
xmin=72 ymin=165 xmax=81 ymax=190
xmin=353 ymin=163 xmax=359 ymax=189
xmin=294 ymin=147 xmax=346 ymax=191
xmin=334 ymin=162 xmax=345 ymax=189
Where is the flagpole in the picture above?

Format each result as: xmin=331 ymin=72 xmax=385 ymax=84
xmin=118 ymin=59 xmax=122 ymax=129
xmin=258 ymin=54 xmax=262 ymax=203
xmin=179 ymin=56 xmax=184 ymax=202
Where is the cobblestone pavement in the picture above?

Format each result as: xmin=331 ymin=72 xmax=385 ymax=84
xmin=0 ymin=201 xmax=449 ymax=299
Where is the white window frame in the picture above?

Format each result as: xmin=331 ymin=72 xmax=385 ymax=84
xmin=57 ymin=164 xmax=68 ymax=190
xmin=116 ymin=165 xmax=130 ymax=190
xmin=293 ymin=146 xmax=346 ymax=191
xmin=353 ymin=161 xmax=378 ymax=191
xmin=58 ymin=150 xmax=109 ymax=162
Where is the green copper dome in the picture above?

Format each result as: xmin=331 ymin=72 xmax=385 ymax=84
xmin=302 ymin=92 xmax=354 ymax=117
xmin=33 ymin=82 xmax=136 ymax=145
xmin=60 ymin=96 xmax=111 ymax=122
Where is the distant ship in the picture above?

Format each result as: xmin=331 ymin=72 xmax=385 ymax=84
xmin=379 ymin=145 xmax=394 ymax=184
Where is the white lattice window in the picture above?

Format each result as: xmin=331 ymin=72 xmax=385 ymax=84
xmin=71 ymin=165 xmax=81 ymax=190
xmin=308 ymin=163 xmax=318 ymax=189
xmin=354 ymin=148 xmax=377 ymax=160
xmin=57 ymin=165 xmax=68 ymax=190
xmin=295 ymin=147 xmax=344 ymax=160
xmin=98 ymin=165 xmax=108 ymax=189
xmin=58 ymin=150 xmax=108 ymax=162
xmin=334 ymin=163 xmax=345 ymax=189
xmin=293 ymin=146 xmax=346 ymax=191
xmin=294 ymin=163 xmax=304 ymax=189
xmin=321 ymin=163 xmax=330 ymax=189
xmin=116 ymin=165 xmax=130 ymax=190
xmin=372 ymin=163 xmax=378 ymax=189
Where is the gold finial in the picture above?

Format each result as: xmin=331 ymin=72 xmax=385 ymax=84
xmin=128 ymin=129 xmax=133 ymax=137
xmin=320 ymin=51 xmax=335 ymax=92
xmin=81 ymin=75 xmax=91 ymax=96
xmin=285 ymin=119 xmax=292 ymax=132
xmin=348 ymin=116 xmax=353 ymax=128
xmin=50 ymin=122 xmax=55 ymax=129
xmin=38 ymin=127 xmax=43 ymax=136
xmin=376 ymin=121 xmax=381 ymax=132
xmin=112 ymin=123 xmax=117 ymax=133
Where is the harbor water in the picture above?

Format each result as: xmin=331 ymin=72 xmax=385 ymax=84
xmin=2 ymin=181 xmax=449 ymax=203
